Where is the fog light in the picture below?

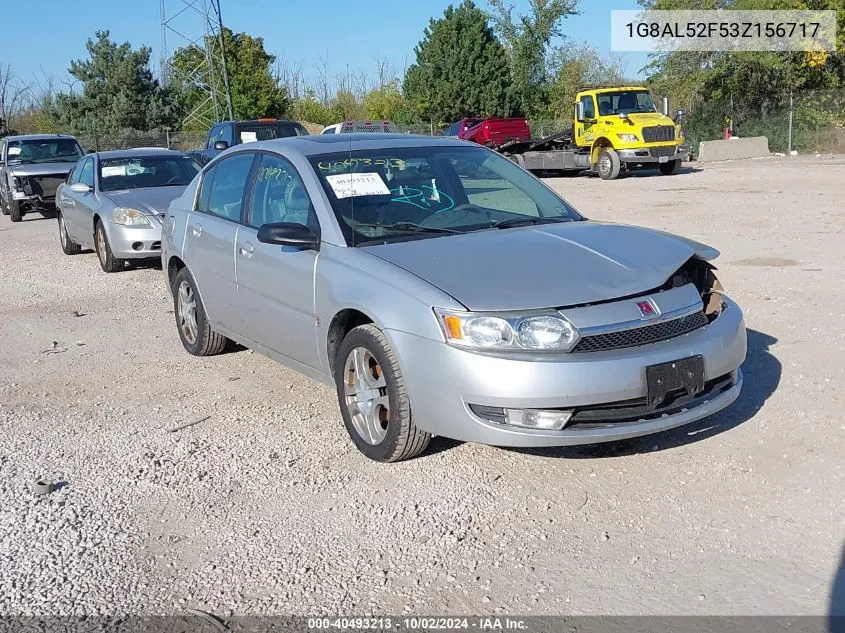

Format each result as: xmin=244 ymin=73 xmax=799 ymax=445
xmin=504 ymin=409 xmax=572 ymax=430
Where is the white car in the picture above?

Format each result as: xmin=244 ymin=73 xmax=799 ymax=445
xmin=321 ymin=120 xmax=397 ymax=134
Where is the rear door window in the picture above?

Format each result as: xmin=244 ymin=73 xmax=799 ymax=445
xmin=203 ymin=152 xmax=256 ymax=222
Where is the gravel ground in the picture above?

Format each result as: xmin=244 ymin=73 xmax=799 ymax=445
xmin=0 ymin=155 xmax=843 ymax=618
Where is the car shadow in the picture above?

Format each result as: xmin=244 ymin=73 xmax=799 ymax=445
xmin=832 ymin=543 xmax=845 ymax=632
xmin=500 ymin=328 xmax=780 ymax=459
xmin=126 ymin=258 xmax=163 ymax=271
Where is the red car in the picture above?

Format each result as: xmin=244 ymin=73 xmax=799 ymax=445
xmin=442 ymin=117 xmax=531 ymax=149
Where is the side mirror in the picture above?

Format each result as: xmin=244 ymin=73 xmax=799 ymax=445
xmin=257 ymin=222 xmax=320 ymax=250
xmin=70 ymin=183 xmax=91 ymax=193
xmin=214 ymin=141 xmax=229 ymax=151
xmin=576 ymin=102 xmax=584 ymax=122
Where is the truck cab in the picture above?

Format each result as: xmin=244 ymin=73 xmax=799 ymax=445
xmin=574 ymin=86 xmax=689 ymax=179
xmin=194 ymin=118 xmax=309 ymax=165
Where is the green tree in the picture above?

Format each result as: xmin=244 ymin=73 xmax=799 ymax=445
xmin=403 ymin=0 xmax=514 ymax=123
xmin=50 ymin=31 xmax=180 ymax=135
xmin=170 ymin=27 xmax=290 ymax=127
xmin=289 ymin=90 xmax=332 ymax=126
xmin=362 ymin=80 xmax=410 ymax=122
xmin=489 ymin=0 xmax=579 ymax=118
xmin=547 ymin=42 xmax=629 ymax=118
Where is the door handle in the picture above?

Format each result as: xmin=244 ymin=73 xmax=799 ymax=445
xmin=239 ymin=241 xmax=254 ymax=258
xmin=191 ymin=223 xmax=202 ymax=237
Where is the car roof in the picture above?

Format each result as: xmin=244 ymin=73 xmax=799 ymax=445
xmin=253 ymin=133 xmax=474 ymax=158
xmin=94 ymin=148 xmax=190 ymax=160
xmin=3 ymin=134 xmax=79 ymax=142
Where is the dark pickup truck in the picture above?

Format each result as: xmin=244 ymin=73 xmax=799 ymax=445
xmin=192 ymin=118 xmax=309 ymax=165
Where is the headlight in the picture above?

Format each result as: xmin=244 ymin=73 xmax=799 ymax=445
xmin=11 ymin=176 xmax=23 ymax=191
xmin=616 ymin=133 xmax=639 ymax=142
xmin=112 ymin=208 xmax=151 ymax=226
xmin=435 ymin=309 xmax=580 ymax=352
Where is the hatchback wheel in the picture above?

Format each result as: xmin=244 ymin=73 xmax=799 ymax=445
xmin=95 ymin=220 xmax=124 ymax=272
xmin=335 ymin=324 xmax=431 ymax=462
xmin=172 ymin=267 xmax=228 ymax=356
xmin=58 ymin=213 xmax=81 ymax=255
xmin=9 ymin=199 xmax=22 ymax=222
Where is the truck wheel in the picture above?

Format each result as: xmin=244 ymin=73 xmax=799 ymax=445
xmin=659 ymin=159 xmax=681 ymax=175
xmin=9 ymin=199 xmax=22 ymax=222
xmin=597 ymin=148 xmax=621 ymax=180
xmin=335 ymin=324 xmax=431 ymax=462
xmin=1 ymin=197 xmax=8 ymax=215
xmin=95 ymin=219 xmax=125 ymax=272
xmin=58 ymin=213 xmax=81 ymax=255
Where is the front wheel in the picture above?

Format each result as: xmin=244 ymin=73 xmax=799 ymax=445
xmin=95 ymin=220 xmax=124 ymax=272
xmin=9 ymin=199 xmax=22 ymax=222
xmin=659 ymin=159 xmax=682 ymax=175
xmin=596 ymin=148 xmax=621 ymax=180
xmin=335 ymin=324 xmax=431 ymax=462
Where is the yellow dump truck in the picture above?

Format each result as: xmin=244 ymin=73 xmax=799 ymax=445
xmin=506 ymin=85 xmax=689 ymax=180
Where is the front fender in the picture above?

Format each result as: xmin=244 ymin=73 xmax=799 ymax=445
xmin=590 ymin=138 xmax=615 ymax=163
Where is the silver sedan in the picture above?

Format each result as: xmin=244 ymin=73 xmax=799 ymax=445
xmin=56 ymin=149 xmax=199 ymax=272
xmin=162 ymin=134 xmax=746 ymax=462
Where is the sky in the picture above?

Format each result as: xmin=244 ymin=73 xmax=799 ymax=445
xmin=1 ymin=0 xmax=650 ymax=92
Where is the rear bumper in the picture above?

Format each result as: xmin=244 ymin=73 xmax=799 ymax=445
xmin=103 ymin=220 xmax=163 ymax=259
xmin=618 ymin=145 xmax=690 ymax=164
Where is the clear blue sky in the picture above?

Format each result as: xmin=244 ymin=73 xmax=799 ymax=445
xmin=1 ymin=0 xmax=649 ymax=90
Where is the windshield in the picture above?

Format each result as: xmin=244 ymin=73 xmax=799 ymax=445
xmin=7 ymin=138 xmax=84 ymax=164
xmin=309 ymin=145 xmax=582 ymax=246
xmin=236 ymin=123 xmax=309 ymax=143
xmin=99 ymin=155 xmax=200 ymax=192
xmin=596 ymin=90 xmax=657 ymax=116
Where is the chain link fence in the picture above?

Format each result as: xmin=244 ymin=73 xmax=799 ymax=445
xmin=70 ymin=91 xmax=845 ymax=157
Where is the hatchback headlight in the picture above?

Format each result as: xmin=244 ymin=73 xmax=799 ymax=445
xmin=435 ymin=309 xmax=580 ymax=352
xmin=616 ymin=133 xmax=639 ymax=142
xmin=113 ymin=208 xmax=151 ymax=226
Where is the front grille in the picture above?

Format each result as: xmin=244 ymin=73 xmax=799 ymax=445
xmin=650 ymin=146 xmax=676 ymax=158
xmin=573 ymin=311 xmax=709 ymax=353
xmin=151 ymin=241 xmax=161 ymax=251
xmin=642 ymin=125 xmax=675 ymax=142
xmin=31 ymin=175 xmax=66 ymax=198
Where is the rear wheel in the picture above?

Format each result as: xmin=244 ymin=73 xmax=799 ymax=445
xmin=9 ymin=199 xmax=22 ymax=222
xmin=95 ymin=220 xmax=124 ymax=273
xmin=58 ymin=213 xmax=81 ymax=255
xmin=173 ymin=267 xmax=228 ymax=356
xmin=659 ymin=159 xmax=682 ymax=175
xmin=596 ymin=148 xmax=621 ymax=180
xmin=335 ymin=324 xmax=431 ymax=462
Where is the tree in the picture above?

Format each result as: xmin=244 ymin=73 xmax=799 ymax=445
xmin=289 ymin=90 xmax=332 ymax=126
xmin=363 ymin=80 xmax=410 ymax=122
xmin=403 ymin=0 xmax=513 ymax=123
xmin=547 ymin=43 xmax=629 ymax=118
xmin=49 ymin=31 xmax=180 ymax=135
xmin=489 ymin=0 xmax=579 ymax=118
xmin=170 ymin=28 xmax=290 ymax=127
xmin=0 ymin=65 xmax=32 ymax=135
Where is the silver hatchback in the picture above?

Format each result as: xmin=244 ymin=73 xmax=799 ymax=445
xmin=162 ymin=134 xmax=746 ymax=462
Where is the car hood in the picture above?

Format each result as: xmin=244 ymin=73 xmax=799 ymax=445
xmin=9 ymin=162 xmax=76 ymax=177
xmin=624 ymin=112 xmax=674 ymax=126
xmin=103 ymin=186 xmax=187 ymax=215
xmin=362 ymin=221 xmax=699 ymax=311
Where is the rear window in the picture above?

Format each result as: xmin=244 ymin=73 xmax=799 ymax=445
xmin=235 ymin=123 xmax=309 ymax=143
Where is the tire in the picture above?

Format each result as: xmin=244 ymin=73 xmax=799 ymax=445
xmin=659 ymin=159 xmax=682 ymax=175
xmin=172 ymin=267 xmax=228 ymax=356
xmin=1 ymin=197 xmax=8 ymax=215
xmin=9 ymin=199 xmax=22 ymax=223
xmin=94 ymin=219 xmax=124 ymax=273
xmin=58 ymin=213 xmax=81 ymax=255
xmin=335 ymin=324 xmax=431 ymax=462
xmin=596 ymin=148 xmax=621 ymax=180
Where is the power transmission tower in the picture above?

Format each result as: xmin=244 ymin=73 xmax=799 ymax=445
xmin=160 ymin=0 xmax=234 ymax=128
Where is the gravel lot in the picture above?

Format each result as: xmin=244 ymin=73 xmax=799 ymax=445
xmin=1 ymin=155 xmax=843 ymax=618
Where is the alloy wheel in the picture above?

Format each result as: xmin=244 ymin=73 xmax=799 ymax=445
xmin=177 ymin=280 xmax=199 ymax=345
xmin=343 ymin=346 xmax=390 ymax=445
